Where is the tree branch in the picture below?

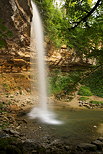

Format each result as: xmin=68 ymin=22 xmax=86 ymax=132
xmin=69 ymin=0 xmax=102 ymax=30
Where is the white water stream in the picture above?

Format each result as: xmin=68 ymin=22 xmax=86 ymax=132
xmin=28 ymin=1 xmax=62 ymax=125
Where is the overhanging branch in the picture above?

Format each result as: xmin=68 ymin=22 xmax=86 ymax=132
xmin=69 ymin=0 xmax=102 ymax=30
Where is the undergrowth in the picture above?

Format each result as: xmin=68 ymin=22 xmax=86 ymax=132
xmin=49 ymin=67 xmax=103 ymax=98
xmin=80 ymin=68 xmax=103 ymax=97
xmin=78 ymin=86 xmax=92 ymax=96
xmin=90 ymin=100 xmax=103 ymax=105
xmin=49 ymin=70 xmax=82 ymax=95
xmin=79 ymin=97 xmax=89 ymax=101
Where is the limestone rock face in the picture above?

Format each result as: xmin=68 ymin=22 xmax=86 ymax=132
xmin=9 ymin=0 xmax=32 ymax=38
xmin=0 ymin=0 xmax=32 ymax=54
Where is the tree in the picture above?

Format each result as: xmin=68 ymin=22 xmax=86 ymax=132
xmin=33 ymin=0 xmax=103 ymax=64
xmin=34 ymin=0 xmax=66 ymax=47
xmin=65 ymin=0 xmax=102 ymax=29
xmin=63 ymin=0 xmax=103 ymax=64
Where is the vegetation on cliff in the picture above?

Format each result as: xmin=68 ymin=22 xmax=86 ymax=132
xmin=34 ymin=0 xmax=103 ymax=65
xmin=33 ymin=0 xmax=103 ymax=99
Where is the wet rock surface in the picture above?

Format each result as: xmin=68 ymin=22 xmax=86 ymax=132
xmin=79 ymin=100 xmax=103 ymax=109
xmin=0 ymin=86 xmax=103 ymax=154
xmin=91 ymin=140 xmax=103 ymax=150
xmin=0 ymin=0 xmax=31 ymax=44
xmin=77 ymin=143 xmax=97 ymax=151
xmin=0 ymin=135 xmax=103 ymax=154
xmin=0 ymin=124 xmax=103 ymax=154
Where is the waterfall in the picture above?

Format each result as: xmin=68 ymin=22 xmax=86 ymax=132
xmin=28 ymin=0 xmax=62 ymax=125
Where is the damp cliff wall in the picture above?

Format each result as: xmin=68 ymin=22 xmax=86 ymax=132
xmin=0 ymin=0 xmax=32 ymax=55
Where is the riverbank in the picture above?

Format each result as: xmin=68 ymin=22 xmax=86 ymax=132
xmin=0 ymin=72 xmax=103 ymax=153
xmin=1 ymin=106 xmax=103 ymax=154
xmin=0 ymin=128 xmax=103 ymax=154
xmin=1 ymin=99 xmax=103 ymax=153
xmin=52 ymin=95 xmax=103 ymax=111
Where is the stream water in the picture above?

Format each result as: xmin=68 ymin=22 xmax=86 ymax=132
xmin=46 ymin=107 xmax=103 ymax=145
xmin=25 ymin=107 xmax=103 ymax=145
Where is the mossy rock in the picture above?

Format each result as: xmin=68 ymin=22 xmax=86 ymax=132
xmin=6 ymin=145 xmax=22 ymax=154
xmin=79 ymin=97 xmax=89 ymax=101
xmin=0 ymin=138 xmax=22 ymax=154
xmin=90 ymin=100 xmax=103 ymax=105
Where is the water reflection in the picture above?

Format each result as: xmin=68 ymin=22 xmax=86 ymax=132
xmin=48 ymin=107 xmax=103 ymax=145
xmin=97 ymin=123 xmax=103 ymax=135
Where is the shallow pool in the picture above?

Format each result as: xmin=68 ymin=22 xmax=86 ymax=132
xmin=47 ymin=107 xmax=103 ymax=145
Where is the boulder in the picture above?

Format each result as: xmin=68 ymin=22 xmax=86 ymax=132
xmin=22 ymin=139 xmax=46 ymax=153
xmin=92 ymin=140 xmax=103 ymax=150
xmin=3 ymin=128 xmax=20 ymax=137
xmin=98 ymin=137 xmax=103 ymax=142
xmin=77 ymin=143 xmax=97 ymax=151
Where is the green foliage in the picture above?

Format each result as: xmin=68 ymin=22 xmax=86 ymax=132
xmin=87 ymin=48 xmax=103 ymax=65
xmin=90 ymin=100 xmax=103 ymax=105
xmin=79 ymin=97 xmax=89 ymax=101
xmin=0 ymin=122 xmax=10 ymax=129
xmin=0 ymin=39 xmax=6 ymax=48
xmin=78 ymin=86 xmax=93 ymax=96
xmin=0 ymin=103 xmax=4 ymax=110
xmin=2 ymin=83 xmax=10 ymax=91
xmin=49 ymin=72 xmax=70 ymax=94
xmin=81 ymin=69 xmax=103 ymax=97
xmin=49 ymin=67 xmax=103 ymax=98
xmin=34 ymin=0 xmax=66 ymax=47
xmin=33 ymin=0 xmax=103 ymax=63
xmin=49 ymin=67 xmax=103 ymax=99
xmin=0 ymin=101 xmax=7 ymax=114
xmin=64 ymin=0 xmax=103 ymax=62
xmin=0 ymin=101 xmax=12 ymax=129
xmin=0 ymin=23 xmax=8 ymax=31
xmin=0 ymin=20 xmax=13 ymax=48
xmin=49 ymin=70 xmax=81 ymax=95
xmin=0 ymin=138 xmax=17 ymax=149
xmin=6 ymin=30 xmax=13 ymax=37
xmin=87 ymin=0 xmax=93 ymax=6
xmin=65 ymin=0 xmax=90 ymax=24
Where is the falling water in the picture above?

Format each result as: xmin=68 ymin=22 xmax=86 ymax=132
xmin=28 ymin=0 xmax=62 ymax=125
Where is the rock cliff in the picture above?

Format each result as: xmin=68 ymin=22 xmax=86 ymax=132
xmin=0 ymin=0 xmax=32 ymax=56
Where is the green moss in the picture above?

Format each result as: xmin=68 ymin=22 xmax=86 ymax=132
xmin=2 ymin=83 xmax=10 ymax=91
xmin=0 ymin=103 xmax=4 ymax=109
xmin=90 ymin=100 xmax=103 ymax=105
xmin=8 ymin=101 xmax=12 ymax=105
xmin=0 ymin=21 xmax=13 ymax=48
xmin=0 ymin=102 xmax=7 ymax=111
xmin=0 ymin=39 xmax=6 ymax=48
xmin=0 ymin=138 xmax=22 ymax=154
xmin=0 ymin=122 xmax=10 ymax=129
xmin=6 ymin=30 xmax=13 ymax=37
xmin=0 ymin=24 xmax=8 ymax=31
xmin=18 ymin=87 xmax=21 ymax=90
xmin=79 ymin=97 xmax=89 ymax=101
xmin=78 ymin=86 xmax=93 ymax=96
